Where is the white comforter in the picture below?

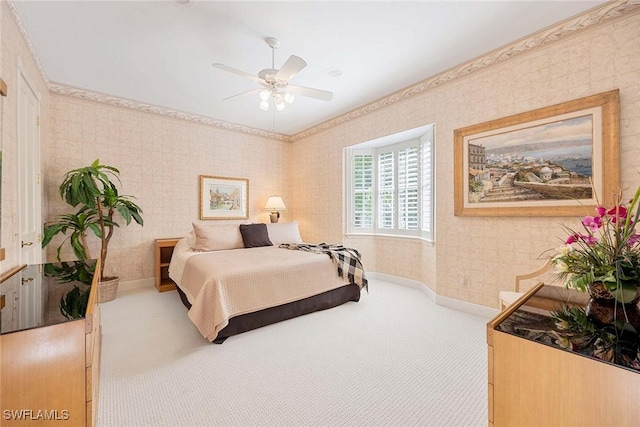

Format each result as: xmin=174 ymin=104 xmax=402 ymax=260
xmin=168 ymin=239 xmax=352 ymax=341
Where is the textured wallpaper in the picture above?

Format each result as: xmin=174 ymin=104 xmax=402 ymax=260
xmin=44 ymin=99 xmax=290 ymax=281
xmin=290 ymin=12 xmax=640 ymax=308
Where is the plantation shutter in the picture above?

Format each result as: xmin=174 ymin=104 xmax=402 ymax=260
xmin=352 ymin=154 xmax=373 ymax=229
xmin=378 ymin=151 xmax=395 ymax=229
xmin=398 ymin=146 xmax=419 ymax=230
xmin=421 ymin=132 xmax=433 ymax=239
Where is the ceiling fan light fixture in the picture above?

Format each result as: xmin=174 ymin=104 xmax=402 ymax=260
xmin=214 ymin=36 xmax=333 ymax=114
xmin=274 ymin=95 xmax=286 ymax=111
xmin=259 ymin=89 xmax=271 ymax=101
xmin=284 ymin=92 xmax=295 ymax=104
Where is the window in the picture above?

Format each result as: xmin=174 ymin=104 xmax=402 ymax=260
xmin=346 ymin=125 xmax=434 ymax=240
xmin=352 ymin=154 xmax=373 ymax=229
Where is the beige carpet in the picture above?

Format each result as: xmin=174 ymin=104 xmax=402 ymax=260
xmin=97 ymin=278 xmax=489 ymax=426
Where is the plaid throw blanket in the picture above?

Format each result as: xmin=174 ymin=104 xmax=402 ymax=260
xmin=280 ymin=243 xmax=368 ymax=292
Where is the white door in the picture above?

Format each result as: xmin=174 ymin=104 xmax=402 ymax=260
xmin=18 ymin=68 xmax=42 ymax=264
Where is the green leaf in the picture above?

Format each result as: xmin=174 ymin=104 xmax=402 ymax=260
xmin=570 ymin=271 xmax=595 ymax=292
xmin=86 ymin=222 xmax=103 ymax=238
xmin=59 ymin=285 xmax=90 ymax=319
xmin=70 ymin=233 xmax=88 ymax=260
xmin=116 ymin=205 xmax=132 ymax=224
xmin=611 ymin=281 xmax=639 ymax=304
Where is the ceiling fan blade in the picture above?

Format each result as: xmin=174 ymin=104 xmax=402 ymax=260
xmin=276 ymin=55 xmax=307 ymax=82
xmin=222 ymin=88 xmax=262 ymax=101
xmin=288 ymin=84 xmax=333 ymax=101
xmin=212 ymin=63 xmax=263 ymax=84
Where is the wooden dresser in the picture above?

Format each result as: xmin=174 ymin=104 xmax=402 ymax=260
xmin=487 ymin=283 xmax=640 ymax=426
xmin=0 ymin=260 xmax=102 ymax=426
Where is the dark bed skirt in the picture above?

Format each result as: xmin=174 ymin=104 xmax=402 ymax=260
xmin=175 ymin=284 xmax=361 ymax=343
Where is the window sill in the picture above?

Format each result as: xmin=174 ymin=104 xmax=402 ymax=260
xmin=344 ymin=232 xmax=434 ymax=246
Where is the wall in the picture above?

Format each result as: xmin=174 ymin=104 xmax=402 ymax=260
xmin=291 ymin=11 xmax=640 ymax=308
xmin=44 ymin=95 xmax=290 ymax=281
xmin=0 ymin=0 xmax=50 ymax=274
xmin=3 ymin=2 xmax=640 ymax=309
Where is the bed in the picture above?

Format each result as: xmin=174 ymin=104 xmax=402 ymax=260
xmin=168 ymin=222 xmax=366 ymax=343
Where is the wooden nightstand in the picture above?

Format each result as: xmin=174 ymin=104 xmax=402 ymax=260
xmin=1 ymin=259 xmax=102 ymax=426
xmin=154 ymin=238 xmax=180 ymax=292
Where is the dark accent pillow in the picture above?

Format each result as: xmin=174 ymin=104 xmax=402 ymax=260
xmin=239 ymin=223 xmax=273 ymax=248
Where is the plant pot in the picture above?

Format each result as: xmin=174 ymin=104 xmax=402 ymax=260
xmin=98 ymin=276 xmax=119 ymax=303
xmin=587 ymin=281 xmax=640 ymax=305
xmin=586 ymin=282 xmax=640 ymax=330
xmin=587 ymin=281 xmax=617 ymax=301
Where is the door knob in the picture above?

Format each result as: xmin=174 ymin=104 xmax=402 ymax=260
xmin=21 ymin=278 xmax=33 ymax=285
xmin=21 ymin=241 xmax=33 ymax=247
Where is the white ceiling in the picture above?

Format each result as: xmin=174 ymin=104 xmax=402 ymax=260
xmin=14 ymin=0 xmax=606 ymax=136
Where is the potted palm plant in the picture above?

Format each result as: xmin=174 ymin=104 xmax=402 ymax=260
xmin=42 ymin=159 xmax=143 ymax=302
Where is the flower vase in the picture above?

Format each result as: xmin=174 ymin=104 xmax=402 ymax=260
xmin=585 ymin=282 xmax=640 ymax=330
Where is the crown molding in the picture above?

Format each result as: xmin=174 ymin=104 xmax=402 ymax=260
xmin=288 ymin=0 xmax=640 ymax=142
xmin=8 ymin=0 xmax=639 ymax=143
xmin=48 ymin=84 xmax=288 ymax=142
xmin=6 ymin=0 xmax=50 ymax=86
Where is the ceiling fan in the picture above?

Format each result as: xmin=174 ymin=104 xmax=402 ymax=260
xmin=212 ymin=37 xmax=333 ymax=112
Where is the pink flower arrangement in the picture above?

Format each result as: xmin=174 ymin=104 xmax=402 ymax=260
xmin=551 ymin=185 xmax=640 ymax=303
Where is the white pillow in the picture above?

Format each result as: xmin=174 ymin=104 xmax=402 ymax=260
xmin=186 ymin=230 xmax=196 ymax=249
xmin=191 ymin=222 xmax=244 ymax=251
xmin=266 ymin=222 xmax=303 ymax=245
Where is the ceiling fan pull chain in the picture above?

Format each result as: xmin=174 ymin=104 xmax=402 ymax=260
xmin=271 ymin=42 xmax=275 ymax=69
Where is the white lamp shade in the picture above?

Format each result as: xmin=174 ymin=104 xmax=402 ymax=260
xmin=264 ymin=196 xmax=286 ymax=211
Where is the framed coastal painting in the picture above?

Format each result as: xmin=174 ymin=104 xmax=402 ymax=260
xmin=199 ymin=175 xmax=249 ymax=220
xmin=453 ymin=90 xmax=619 ymax=217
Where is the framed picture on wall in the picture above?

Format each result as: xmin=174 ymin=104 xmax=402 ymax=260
xmin=453 ymin=90 xmax=619 ymax=217
xmin=199 ymin=175 xmax=249 ymax=220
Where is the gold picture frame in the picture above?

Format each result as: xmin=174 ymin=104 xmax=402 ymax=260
xmin=199 ymin=175 xmax=249 ymax=220
xmin=454 ymin=90 xmax=619 ymax=217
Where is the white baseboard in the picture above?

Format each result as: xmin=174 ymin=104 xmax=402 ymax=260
xmin=369 ymin=272 xmax=436 ymax=301
xmin=117 ymin=277 xmax=155 ymax=296
xmin=435 ymin=294 xmax=499 ymax=319
xmin=369 ymin=272 xmax=499 ymax=319
xmin=121 ymin=277 xmax=155 ymax=289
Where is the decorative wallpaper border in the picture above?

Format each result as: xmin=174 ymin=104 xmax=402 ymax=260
xmin=7 ymin=0 xmax=640 ymax=143
xmin=47 ymin=83 xmax=289 ymax=142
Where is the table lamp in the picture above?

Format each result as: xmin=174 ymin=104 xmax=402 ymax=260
xmin=264 ymin=196 xmax=286 ymax=223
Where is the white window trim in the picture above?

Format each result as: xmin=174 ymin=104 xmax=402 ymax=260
xmin=420 ymin=130 xmax=434 ymax=242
